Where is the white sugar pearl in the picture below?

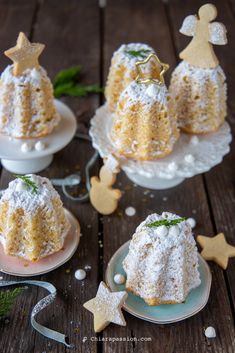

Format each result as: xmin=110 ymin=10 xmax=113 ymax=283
xmin=75 ymin=269 xmax=86 ymax=280
xmin=168 ymin=162 xmax=178 ymax=172
xmin=15 ymin=180 xmax=29 ymax=192
xmin=184 ymin=154 xmax=195 ymax=163
xmin=187 ymin=217 xmax=196 ymax=228
xmin=125 ymin=206 xmax=136 ymax=217
xmin=21 ymin=142 xmax=33 ymax=153
xmin=156 ymin=225 xmax=168 ymax=236
xmin=169 ymin=225 xmax=180 ymax=237
xmin=205 ymin=326 xmax=216 ymax=338
xmin=114 ymin=273 xmax=126 ymax=285
xmin=35 ymin=141 xmax=46 ymax=151
xmin=31 ymin=68 xmax=41 ymax=81
xmin=190 ymin=136 xmax=199 ymax=145
xmin=146 ymin=84 xmax=159 ymax=97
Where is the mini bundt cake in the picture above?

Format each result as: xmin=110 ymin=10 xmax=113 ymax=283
xmin=0 ymin=174 xmax=70 ymax=261
xmin=105 ymin=43 xmax=157 ymax=112
xmin=169 ymin=4 xmax=227 ymax=134
xmin=169 ymin=61 xmax=227 ymax=134
xmin=123 ymin=212 xmax=201 ymax=305
xmin=0 ymin=32 xmax=60 ymax=139
xmin=111 ymin=58 xmax=179 ymax=160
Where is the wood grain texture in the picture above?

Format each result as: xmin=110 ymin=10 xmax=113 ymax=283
xmin=0 ymin=0 xmax=234 ymax=352
xmin=0 ymin=1 xmax=40 ymax=353
xmin=0 ymin=0 xmax=100 ymax=353
xmin=102 ymin=1 xmax=235 ymax=353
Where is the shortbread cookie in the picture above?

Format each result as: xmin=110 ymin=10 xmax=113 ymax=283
xmin=197 ymin=233 xmax=235 ymax=269
xmin=83 ymin=281 xmax=128 ymax=332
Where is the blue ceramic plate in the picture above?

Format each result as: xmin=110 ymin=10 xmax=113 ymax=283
xmin=105 ymin=241 xmax=212 ymax=324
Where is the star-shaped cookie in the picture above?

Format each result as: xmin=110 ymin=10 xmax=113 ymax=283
xmin=5 ymin=32 xmax=45 ymax=76
xmin=136 ymin=53 xmax=169 ymax=85
xmin=83 ymin=281 xmax=128 ymax=332
xmin=197 ymin=233 xmax=235 ymax=269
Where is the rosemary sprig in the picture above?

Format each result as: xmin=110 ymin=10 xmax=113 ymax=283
xmin=146 ymin=217 xmax=186 ymax=228
xmin=53 ymin=65 xmax=81 ymax=88
xmin=0 ymin=288 xmax=25 ymax=319
xmin=124 ymin=49 xmax=152 ymax=59
xmin=14 ymin=175 xmax=38 ymax=194
xmin=54 ymin=83 xmax=103 ymax=98
xmin=53 ymin=66 xmax=103 ymax=98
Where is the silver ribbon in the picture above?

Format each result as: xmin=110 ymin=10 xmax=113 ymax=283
xmin=0 ymin=280 xmax=73 ymax=348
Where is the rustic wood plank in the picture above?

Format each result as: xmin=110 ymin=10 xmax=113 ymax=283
xmin=31 ymin=1 xmax=100 ymax=353
xmin=0 ymin=0 xmax=100 ymax=352
xmin=0 ymin=1 xmax=40 ymax=353
xmin=202 ymin=0 xmax=235 ymax=308
xmin=102 ymin=1 xmax=235 ymax=352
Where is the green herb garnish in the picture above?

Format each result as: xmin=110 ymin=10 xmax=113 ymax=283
xmin=53 ymin=66 xmax=81 ymax=88
xmin=0 ymin=288 xmax=25 ymax=319
xmin=53 ymin=66 xmax=103 ymax=98
xmin=14 ymin=175 xmax=38 ymax=194
xmin=54 ymin=83 xmax=103 ymax=98
xmin=146 ymin=217 xmax=186 ymax=228
xmin=124 ymin=49 xmax=152 ymax=59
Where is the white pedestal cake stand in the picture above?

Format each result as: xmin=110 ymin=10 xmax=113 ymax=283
xmin=0 ymin=100 xmax=77 ymax=174
xmin=89 ymin=104 xmax=232 ymax=190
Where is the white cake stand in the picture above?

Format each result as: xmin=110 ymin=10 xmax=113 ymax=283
xmin=0 ymin=100 xmax=77 ymax=174
xmin=89 ymin=104 xmax=232 ymax=190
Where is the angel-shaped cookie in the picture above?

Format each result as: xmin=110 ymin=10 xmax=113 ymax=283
xmin=179 ymin=3 xmax=227 ymax=68
xmin=89 ymin=155 xmax=122 ymax=215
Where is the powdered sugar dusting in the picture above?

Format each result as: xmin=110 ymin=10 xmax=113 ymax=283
xmin=123 ymin=212 xmax=201 ymax=304
xmin=169 ymin=61 xmax=227 ymax=133
xmin=119 ymin=81 xmax=168 ymax=111
xmin=112 ymin=43 xmax=154 ymax=70
xmin=0 ymin=175 xmax=60 ymax=215
xmin=180 ymin=15 xmax=197 ymax=36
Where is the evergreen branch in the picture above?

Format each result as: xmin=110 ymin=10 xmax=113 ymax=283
xmin=146 ymin=217 xmax=186 ymax=228
xmin=0 ymin=288 xmax=25 ymax=319
xmin=53 ymin=66 xmax=81 ymax=88
xmin=54 ymin=83 xmax=103 ymax=98
xmin=14 ymin=175 xmax=38 ymax=194
xmin=124 ymin=49 xmax=152 ymax=59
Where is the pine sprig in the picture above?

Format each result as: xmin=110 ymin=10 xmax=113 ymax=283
xmin=53 ymin=66 xmax=103 ymax=98
xmin=146 ymin=217 xmax=186 ymax=228
xmin=14 ymin=175 xmax=38 ymax=194
xmin=0 ymin=288 xmax=25 ymax=319
xmin=124 ymin=49 xmax=152 ymax=59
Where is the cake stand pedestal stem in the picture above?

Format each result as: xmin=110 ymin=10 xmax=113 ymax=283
xmin=1 ymin=155 xmax=53 ymax=174
xmin=125 ymin=171 xmax=185 ymax=190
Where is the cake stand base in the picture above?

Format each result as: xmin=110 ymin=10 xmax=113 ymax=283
xmin=125 ymin=171 xmax=185 ymax=189
xmin=1 ymin=155 xmax=53 ymax=174
xmin=0 ymin=99 xmax=77 ymax=174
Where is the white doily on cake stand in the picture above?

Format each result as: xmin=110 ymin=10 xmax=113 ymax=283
xmin=0 ymin=100 xmax=77 ymax=174
xmin=89 ymin=104 xmax=232 ymax=190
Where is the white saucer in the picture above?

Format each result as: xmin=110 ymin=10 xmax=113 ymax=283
xmin=90 ymin=104 xmax=232 ymax=189
xmin=106 ymin=241 xmax=212 ymax=324
xmin=0 ymin=100 xmax=77 ymax=174
xmin=0 ymin=208 xmax=80 ymax=277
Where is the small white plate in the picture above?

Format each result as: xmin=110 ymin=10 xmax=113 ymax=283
xmin=0 ymin=208 xmax=80 ymax=277
xmin=106 ymin=241 xmax=212 ymax=324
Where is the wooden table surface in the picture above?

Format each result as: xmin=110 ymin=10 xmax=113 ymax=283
xmin=0 ymin=0 xmax=234 ymax=352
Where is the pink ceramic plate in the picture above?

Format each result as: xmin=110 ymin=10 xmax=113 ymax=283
xmin=0 ymin=208 xmax=80 ymax=277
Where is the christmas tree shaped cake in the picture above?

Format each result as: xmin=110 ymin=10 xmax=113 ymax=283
xmin=111 ymin=53 xmax=179 ymax=160
xmin=0 ymin=32 xmax=60 ymax=139
xmin=169 ymin=4 xmax=227 ymax=134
